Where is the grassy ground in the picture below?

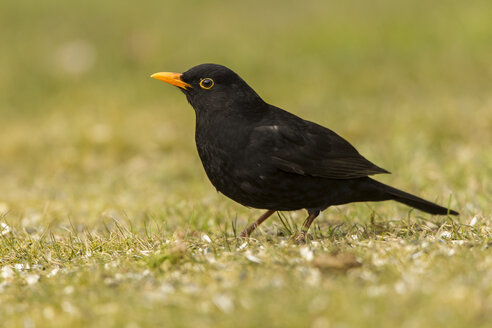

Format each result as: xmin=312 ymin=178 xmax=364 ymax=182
xmin=1 ymin=0 xmax=491 ymax=327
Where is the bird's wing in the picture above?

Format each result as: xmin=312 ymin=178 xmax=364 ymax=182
xmin=249 ymin=118 xmax=389 ymax=180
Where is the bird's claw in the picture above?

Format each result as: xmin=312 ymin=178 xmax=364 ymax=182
xmin=295 ymin=232 xmax=308 ymax=244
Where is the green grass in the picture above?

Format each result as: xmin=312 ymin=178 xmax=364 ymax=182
xmin=1 ymin=0 xmax=491 ymax=327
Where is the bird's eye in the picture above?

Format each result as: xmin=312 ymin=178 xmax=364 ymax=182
xmin=199 ymin=78 xmax=214 ymax=90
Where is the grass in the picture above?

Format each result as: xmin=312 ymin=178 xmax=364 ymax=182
xmin=1 ymin=0 xmax=491 ymax=327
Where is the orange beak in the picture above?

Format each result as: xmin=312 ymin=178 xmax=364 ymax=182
xmin=151 ymin=72 xmax=192 ymax=90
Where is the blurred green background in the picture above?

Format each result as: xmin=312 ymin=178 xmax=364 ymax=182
xmin=0 ymin=1 xmax=491 ymax=327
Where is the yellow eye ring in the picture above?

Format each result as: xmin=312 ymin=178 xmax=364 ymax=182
xmin=199 ymin=78 xmax=214 ymax=89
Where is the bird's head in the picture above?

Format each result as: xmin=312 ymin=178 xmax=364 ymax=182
xmin=151 ymin=63 xmax=265 ymax=113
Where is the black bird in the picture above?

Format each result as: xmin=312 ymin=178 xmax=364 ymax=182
xmin=151 ymin=63 xmax=458 ymax=242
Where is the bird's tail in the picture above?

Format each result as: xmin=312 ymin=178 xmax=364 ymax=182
xmin=370 ymin=179 xmax=459 ymax=215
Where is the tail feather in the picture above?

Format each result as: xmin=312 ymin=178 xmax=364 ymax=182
xmin=370 ymin=179 xmax=459 ymax=215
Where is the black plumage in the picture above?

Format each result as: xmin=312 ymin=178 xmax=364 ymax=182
xmin=151 ymin=63 xmax=458 ymax=242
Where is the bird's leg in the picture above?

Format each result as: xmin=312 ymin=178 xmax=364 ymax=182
xmin=240 ymin=210 xmax=276 ymax=238
xmin=295 ymin=211 xmax=320 ymax=244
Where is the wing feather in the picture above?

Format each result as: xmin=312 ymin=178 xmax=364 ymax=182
xmin=249 ymin=113 xmax=389 ymax=180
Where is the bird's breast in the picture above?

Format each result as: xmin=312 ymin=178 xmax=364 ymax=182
xmin=195 ymin=134 xmax=244 ymax=189
xmin=195 ymin=124 xmax=267 ymax=201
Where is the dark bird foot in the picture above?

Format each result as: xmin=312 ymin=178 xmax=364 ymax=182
xmin=239 ymin=210 xmax=276 ymax=238
xmin=294 ymin=211 xmax=320 ymax=244
xmin=295 ymin=232 xmax=309 ymax=244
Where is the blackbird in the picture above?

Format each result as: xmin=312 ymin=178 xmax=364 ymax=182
xmin=151 ymin=63 xmax=458 ymax=242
